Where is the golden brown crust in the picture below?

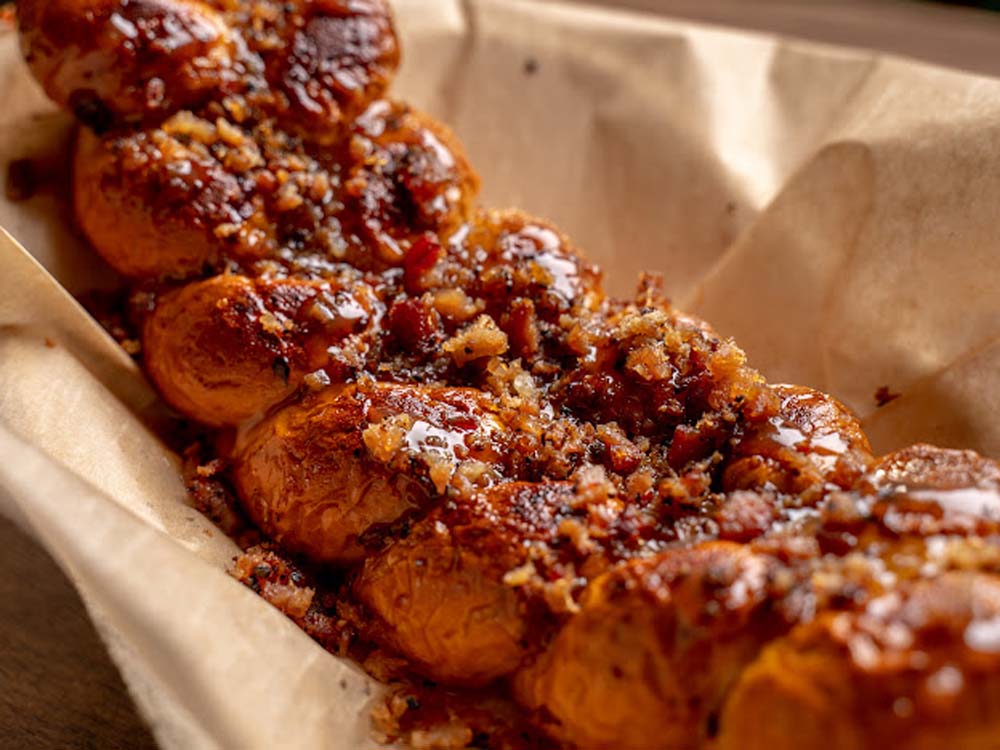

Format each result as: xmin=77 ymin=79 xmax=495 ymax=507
xmin=516 ymin=444 xmax=1000 ymax=748
xmin=514 ymin=542 xmax=781 ymax=750
xmin=72 ymin=99 xmax=477 ymax=280
xmin=19 ymin=0 xmax=399 ymax=132
xmin=723 ymin=383 xmax=874 ymax=496
xmin=354 ymin=482 xmax=582 ymax=685
xmin=258 ymin=0 xmax=400 ymax=138
xmin=815 ymin=444 xmax=1000 ymax=552
xmin=718 ymin=572 xmax=1000 ymax=750
xmin=142 ymin=273 xmax=378 ymax=425
xmin=73 ymin=125 xmax=276 ymax=280
xmin=19 ymin=0 xmax=239 ymax=128
xmin=232 ymin=381 xmax=508 ymax=563
xmin=341 ymin=99 xmax=480 ymax=266
xmin=867 ymin=443 xmax=1000 ymax=495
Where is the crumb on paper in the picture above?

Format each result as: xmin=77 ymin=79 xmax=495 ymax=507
xmin=43 ymin=337 xmax=55 ymax=348
xmin=875 ymin=385 xmax=901 ymax=407
xmin=183 ymin=442 xmax=261 ymax=547
xmin=371 ymin=688 xmax=475 ymax=750
xmin=410 ymin=724 xmax=475 ymax=750
xmin=523 ymin=57 xmax=539 ymax=75
xmin=231 ymin=546 xmax=315 ymax=619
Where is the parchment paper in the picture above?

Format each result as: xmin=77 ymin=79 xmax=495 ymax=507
xmin=1 ymin=0 xmax=999 ymax=747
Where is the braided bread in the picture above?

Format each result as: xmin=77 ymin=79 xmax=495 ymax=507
xmin=18 ymin=1 xmax=1000 ymax=747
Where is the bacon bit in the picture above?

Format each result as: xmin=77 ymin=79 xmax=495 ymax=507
xmin=431 ymin=288 xmax=480 ymax=323
xmin=387 ymin=298 xmax=441 ymax=353
xmin=223 ymin=142 xmax=264 ymax=172
xmin=221 ymin=95 xmax=248 ymax=123
xmin=717 ymin=491 xmax=777 ymax=543
xmin=667 ymin=423 xmax=718 ymax=469
xmin=503 ymin=561 xmax=535 ymax=587
xmin=597 ymin=423 xmax=642 ymax=474
xmin=259 ymin=310 xmax=292 ymax=335
xmin=425 ymin=452 xmax=456 ymax=495
xmin=558 ymin=517 xmax=595 ymax=554
xmin=274 ymin=182 xmax=304 ymax=211
xmin=410 ymin=723 xmax=474 ymax=749
xmin=625 ymin=341 xmax=674 ymax=382
xmin=443 ymin=315 xmax=509 ymax=367
xmin=215 ymin=117 xmax=245 ymax=147
xmin=195 ymin=458 xmax=224 ymax=478
xmin=454 ymin=459 xmax=493 ymax=488
xmin=303 ymin=369 xmax=331 ymax=391
xmin=214 ymin=222 xmax=242 ymax=239
xmin=255 ymin=170 xmax=278 ymax=193
xmin=185 ymin=444 xmax=259 ymax=548
xmin=542 ymin=576 xmax=581 ymax=614
xmin=162 ymin=111 xmax=216 ymax=144
xmin=363 ymin=414 xmax=412 ymax=463
xmin=570 ymin=464 xmax=617 ymax=508
xmin=625 ymin=469 xmax=655 ymax=499
xmin=504 ymin=298 xmax=540 ymax=358
xmin=403 ymin=234 xmax=444 ymax=292
xmin=635 ymin=271 xmax=668 ymax=308
xmin=308 ymin=171 xmax=332 ymax=202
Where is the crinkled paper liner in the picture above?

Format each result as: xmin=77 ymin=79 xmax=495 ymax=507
xmin=1 ymin=1 xmax=999 ymax=747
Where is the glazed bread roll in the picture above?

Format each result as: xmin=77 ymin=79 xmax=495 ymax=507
xmin=513 ymin=543 xmax=780 ymax=750
xmin=143 ymin=273 xmax=378 ymax=425
xmin=74 ymin=99 xmax=478 ymax=280
xmin=233 ymin=381 xmax=508 ymax=563
xmin=19 ymin=0 xmax=237 ymax=127
xmin=723 ymin=383 xmax=875 ymax=495
xmin=19 ymin=0 xmax=399 ymax=132
xmin=354 ymin=482 xmax=589 ymax=685
xmin=717 ymin=572 xmax=1000 ymax=750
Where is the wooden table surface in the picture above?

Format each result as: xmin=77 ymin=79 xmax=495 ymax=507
xmin=0 ymin=515 xmax=157 ymax=749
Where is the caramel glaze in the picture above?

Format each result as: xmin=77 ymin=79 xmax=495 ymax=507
xmin=19 ymin=1 xmax=1000 ymax=748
